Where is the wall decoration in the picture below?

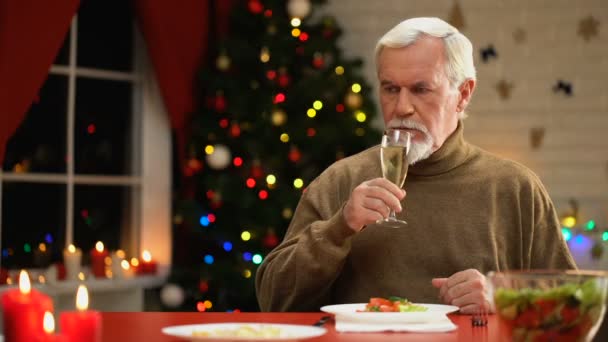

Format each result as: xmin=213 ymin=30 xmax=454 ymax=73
xmin=495 ymin=79 xmax=514 ymax=100
xmin=480 ymin=45 xmax=497 ymax=63
xmin=448 ymin=1 xmax=466 ymax=30
xmin=530 ymin=127 xmax=546 ymax=150
xmin=578 ymin=15 xmax=600 ymax=41
xmin=553 ymin=80 xmax=573 ymax=96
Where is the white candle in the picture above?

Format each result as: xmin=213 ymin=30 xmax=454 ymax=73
xmin=110 ymin=250 xmax=126 ymax=279
xmin=63 ymin=244 xmax=82 ymax=281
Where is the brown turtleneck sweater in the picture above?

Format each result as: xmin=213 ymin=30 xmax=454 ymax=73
xmin=255 ymin=123 xmax=577 ymax=312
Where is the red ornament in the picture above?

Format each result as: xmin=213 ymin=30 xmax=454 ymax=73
xmin=278 ymin=74 xmax=291 ymax=87
xmin=288 ymin=147 xmax=301 ymax=162
xmin=263 ymin=231 xmax=279 ymax=248
xmin=230 ymin=123 xmax=241 ymax=137
xmin=215 ymin=95 xmax=227 ymax=112
xmin=199 ymin=281 xmax=209 ymax=293
xmin=251 ymin=165 xmax=264 ymax=178
xmin=248 ymin=0 xmax=263 ymax=14
xmin=312 ymin=56 xmax=324 ymax=68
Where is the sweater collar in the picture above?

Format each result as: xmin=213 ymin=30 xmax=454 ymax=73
xmin=408 ymin=121 xmax=471 ymax=177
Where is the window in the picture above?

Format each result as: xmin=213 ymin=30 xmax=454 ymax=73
xmin=0 ymin=0 xmax=171 ymax=272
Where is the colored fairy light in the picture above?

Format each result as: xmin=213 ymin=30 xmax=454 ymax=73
xmin=39 ymin=243 xmax=46 ymax=252
xmin=206 ymin=190 xmax=215 ymax=199
xmin=81 ymin=209 xmax=89 ymax=218
xmin=243 ymin=269 xmax=252 ymax=278
xmin=204 ymin=300 xmax=212 ymax=309
xmin=204 ymin=254 xmax=214 ymax=264
xmin=200 ymin=215 xmax=210 ymax=227
xmin=233 ymin=157 xmax=243 ymax=167
xmin=561 ymin=228 xmax=572 ymax=241
xmin=266 ymin=70 xmax=277 ymax=80
xmin=299 ymin=32 xmax=309 ymax=41
xmin=246 ymin=178 xmax=256 ymax=188
xmin=207 ymin=213 xmax=216 ymax=223
xmin=223 ymin=242 xmax=233 ymax=252
xmin=290 ymin=18 xmax=301 ymax=27
xmin=274 ymin=93 xmax=286 ymax=104
xmin=87 ymin=124 xmax=96 ymax=134
xmin=603 ymin=232 xmax=608 ymax=241
xmin=266 ymin=175 xmax=276 ymax=185
xmin=351 ymin=83 xmax=362 ymax=93
xmin=24 ymin=244 xmax=31 ymax=253
xmin=2 ymin=249 xmax=8 ymax=258
xmin=280 ymin=133 xmax=290 ymax=143
xmin=291 ymin=28 xmax=301 ymax=37
xmin=293 ymin=178 xmax=304 ymax=189
xmin=219 ymin=118 xmax=229 ymax=128
xmin=197 ymin=302 xmax=206 ymax=312
xmin=45 ymin=233 xmax=53 ymax=244
xmin=307 ymin=128 xmax=316 ymax=137
xmin=252 ymin=254 xmax=263 ymax=265
xmin=260 ymin=47 xmax=270 ymax=63
xmin=313 ymin=101 xmax=323 ymax=110
xmin=241 ymin=231 xmax=251 ymax=241
xmin=586 ymin=220 xmax=596 ymax=230
xmin=205 ymin=145 xmax=214 ymax=155
xmin=335 ymin=66 xmax=344 ymax=75
xmin=355 ymin=111 xmax=367 ymax=122
xmin=243 ymin=252 xmax=253 ymax=261
xmin=562 ymin=216 xmax=576 ymax=228
xmin=306 ymin=109 xmax=316 ymax=118
xmin=336 ymin=104 xmax=345 ymax=112
xmin=258 ymin=190 xmax=268 ymax=200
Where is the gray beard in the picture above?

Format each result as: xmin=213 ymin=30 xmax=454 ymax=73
xmin=408 ymin=138 xmax=434 ymax=165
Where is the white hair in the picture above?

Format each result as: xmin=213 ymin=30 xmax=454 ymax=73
xmin=375 ymin=17 xmax=476 ymax=119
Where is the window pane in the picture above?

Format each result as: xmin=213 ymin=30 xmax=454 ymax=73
xmin=1 ymin=183 xmax=66 ymax=269
xmin=2 ymin=75 xmax=68 ymax=173
xmin=77 ymin=0 xmax=133 ymax=71
xmin=75 ymin=77 xmax=133 ymax=175
xmin=73 ymin=185 xmax=135 ymax=257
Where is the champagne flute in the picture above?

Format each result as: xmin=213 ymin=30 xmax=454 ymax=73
xmin=378 ymin=128 xmax=411 ymax=227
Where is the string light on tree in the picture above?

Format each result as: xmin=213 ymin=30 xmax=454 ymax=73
xmin=205 ymin=144 xmax=232 ymax=170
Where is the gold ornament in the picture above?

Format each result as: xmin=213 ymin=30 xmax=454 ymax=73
xmin=448 ymin=1 xmax=465 ymax=30
xmin=216 ymin=54 xmax=231 ymax=71
xmin=530 ymin=127 xmax=545 ymax=150
xmin=578 ymin=15 xmax=599 ymax=41
xmin=271 ymin=109 xmax=287 ymax=126
xmin=344 ymin=92 xmax=363 ymax=109
xmin=495 ymin=79 xmax=514 ymax=100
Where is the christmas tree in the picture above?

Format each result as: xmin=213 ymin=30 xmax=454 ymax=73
xmin=166 ymin=0 xmax=381 ymax=312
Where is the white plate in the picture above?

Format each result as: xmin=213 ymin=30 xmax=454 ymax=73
xmin=320 ymin=303 xmax=459 ymax=324
xmin=161 ymin=323 xmax=327 ymax=341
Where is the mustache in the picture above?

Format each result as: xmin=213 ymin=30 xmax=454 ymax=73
xmin=387 ymin=119 xmax=430 ymax=136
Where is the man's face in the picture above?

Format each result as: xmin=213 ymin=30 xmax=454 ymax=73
xmin=377 ymin=37 xmax=471 ymax=161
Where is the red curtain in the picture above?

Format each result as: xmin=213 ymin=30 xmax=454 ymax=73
xmin=133 ymin=0 xmax=233 ymax=176
xmin=0 ymin=0 xmax=80 ymax=162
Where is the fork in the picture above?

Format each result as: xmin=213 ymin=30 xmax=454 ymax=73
xmin=471 ymin=308 xmax=488 ymax=327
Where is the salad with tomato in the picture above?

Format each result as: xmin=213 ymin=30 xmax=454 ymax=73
xmin=494 ymin=279 xmax=605 ymax=341
xmin=362 ymin=297 xmax=428 ymax=312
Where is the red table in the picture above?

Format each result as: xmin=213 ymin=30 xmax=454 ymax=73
xmin=101 ymin=312 xmax=499 ymax=341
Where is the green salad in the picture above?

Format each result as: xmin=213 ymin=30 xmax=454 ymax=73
xmin=494 ymin=279 xmax=605 ymax=341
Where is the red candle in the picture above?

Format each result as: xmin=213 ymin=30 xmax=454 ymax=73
xmin=60 ymin=285 xmax=102 ymax=342
xmin=1 ymin=270 xmax=54 ymax=341
xmin=90 ymin=241 xmax=108 ymax=278
xmin=138 ymin=250 xmax=158 ymax=275
xmin=37 ymin=311 xmax=66 ymax=342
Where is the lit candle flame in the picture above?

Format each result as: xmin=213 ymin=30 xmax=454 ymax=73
xmin=38 ymin=275 xmax=46 ymax=284
xmin=78 ymin=272 xmax=85 ymax=281
xmin=19 ymin=270 xmax=31 ymax=295
xmin=121 ymin=260 xmax=130 ymax=270
xmin=68 ymin=244 xmax=76 ymax=253
xmin=95 ymin=241 xmax=104 ymax=253
xmin=43 ymin=311 xmax=55 ymax=334
xmin=142 ymin=250 xmax=152 ymax=262
xmin=76 ymin=285 xmax=89 ymax=311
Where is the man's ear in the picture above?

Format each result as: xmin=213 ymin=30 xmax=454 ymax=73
xmin=456 ymin=78 xmax=476 ymax=113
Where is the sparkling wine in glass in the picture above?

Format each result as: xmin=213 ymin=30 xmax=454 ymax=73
xmin=378 ymin=128 xmax=411 ymax=227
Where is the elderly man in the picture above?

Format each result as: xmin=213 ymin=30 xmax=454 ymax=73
xmin=255 ymin=17 xmax=576 ymax=314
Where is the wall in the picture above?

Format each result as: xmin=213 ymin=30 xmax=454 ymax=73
xmin=323 ymin=0 xmax=608 ymax=268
